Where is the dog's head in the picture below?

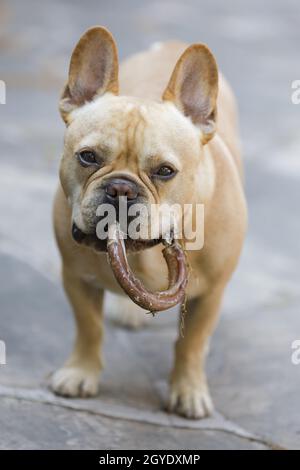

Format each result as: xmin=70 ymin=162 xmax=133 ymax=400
xmin=59 ymin=27 xmax=218 ymax=252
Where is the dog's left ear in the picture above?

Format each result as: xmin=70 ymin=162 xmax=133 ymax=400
xmin=60 ymin=26 xmax=119 ymax=123
xmin=162 ymin=44 xmax=218 ymax=144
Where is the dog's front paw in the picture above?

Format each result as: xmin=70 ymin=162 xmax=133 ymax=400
xmin=50 ymin=366 xmax=100 ymax=398
xmin=167 ymin=380 xmax=214 ymax=419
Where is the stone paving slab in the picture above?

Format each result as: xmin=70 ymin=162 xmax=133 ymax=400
xmin=210 ymin=306 xmax=300 ymax=449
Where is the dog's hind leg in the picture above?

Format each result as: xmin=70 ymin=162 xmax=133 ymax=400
xmin=50 ymin=267 xmax=104 ymax=398
xmin=105 ymin=292 xmax=151 ymax=330
xmin=168 ymin=284 xmax=224 ymax=419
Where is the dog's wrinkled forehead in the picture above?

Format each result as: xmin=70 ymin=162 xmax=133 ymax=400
xmin=64 ymin=94 xmax=200 ymax=167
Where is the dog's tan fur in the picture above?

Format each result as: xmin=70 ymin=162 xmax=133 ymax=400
xmin=51 ymin=27 xmax=247 ymax=418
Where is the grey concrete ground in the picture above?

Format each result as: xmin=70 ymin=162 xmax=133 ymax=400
xmin=0 ymin=0 xmax=300 ymax=450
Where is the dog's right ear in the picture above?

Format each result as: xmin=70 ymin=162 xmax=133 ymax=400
xmin=59 ymin=26 xmax=119 ymax=124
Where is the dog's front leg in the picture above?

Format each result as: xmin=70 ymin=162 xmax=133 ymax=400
xmin=168 ymin=285 xmax=224 ymax=419
xmin=50 ymin=267 xmax=103 ymax=398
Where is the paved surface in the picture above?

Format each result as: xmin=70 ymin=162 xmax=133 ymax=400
xmin=0 ymin=0 xmax=300 ymax=450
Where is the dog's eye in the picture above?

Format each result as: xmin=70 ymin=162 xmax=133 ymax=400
xmin=153 ymin=165 xmax=176 ymax=180
xmin=77 ymin=150 xmax=98 ymax=167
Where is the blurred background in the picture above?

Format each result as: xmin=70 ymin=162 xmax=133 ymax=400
xmin=0 ymin=0 xmax=300 ymax=450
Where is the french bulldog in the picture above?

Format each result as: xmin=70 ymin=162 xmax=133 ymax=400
xmin=51 ymin=26 xmax=247 ymax=419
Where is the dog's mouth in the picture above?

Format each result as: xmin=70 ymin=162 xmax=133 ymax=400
xmin=72 ymin=222 xmax=188 ymax=313
xmin=72 ymin=222 xmax=161 ymax=252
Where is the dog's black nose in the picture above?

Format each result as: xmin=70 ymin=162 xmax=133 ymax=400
xmin=104 ymin=178 xmax=139 ymax=204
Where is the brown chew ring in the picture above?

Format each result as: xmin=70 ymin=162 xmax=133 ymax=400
xmin=107 ymin=223 xmax=188 ymax=312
